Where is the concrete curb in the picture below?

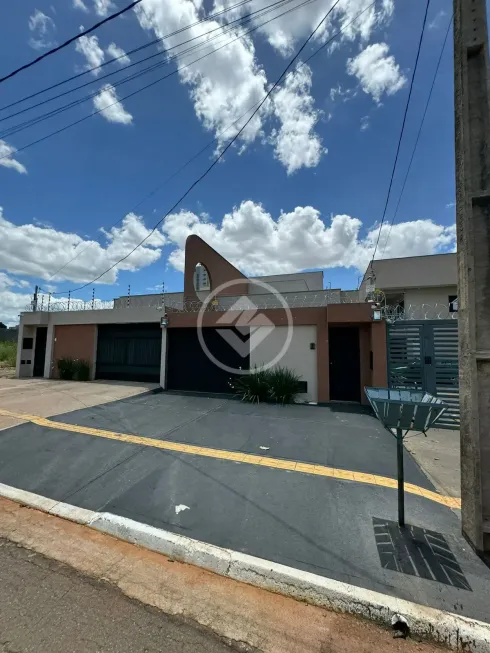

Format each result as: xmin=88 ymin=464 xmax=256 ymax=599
xmin=1 ymin=483 xmax=489 ymax=652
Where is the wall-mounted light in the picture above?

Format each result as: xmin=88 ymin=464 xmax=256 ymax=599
xmin=160 ymin=316 xmax=168 ymax=328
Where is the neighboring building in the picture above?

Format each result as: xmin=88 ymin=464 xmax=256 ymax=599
xmin=17 ymin=236 xmax=387 ymax=405
xmin=193 ymin=262 xmax=210 ymax=291
xmin=359 ymin=253 xmax=458 ymax=319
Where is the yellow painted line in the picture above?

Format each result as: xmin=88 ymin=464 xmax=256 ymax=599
xmin=0 ymin=408 xmax=461 ymax=509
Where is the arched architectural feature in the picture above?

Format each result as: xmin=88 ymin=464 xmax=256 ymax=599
xmin=184 ymin=235 xmax=248 ymax=301
xmin=193 ymin=263 xmax=211 ymax=292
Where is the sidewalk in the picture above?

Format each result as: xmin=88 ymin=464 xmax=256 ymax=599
xmin=405 ymin=429 xmax=460 ymax=498
xmin=0 ymin=378 xmax=159 ymax=430
xmin=0 ymin=495 xmax=448 ymax=653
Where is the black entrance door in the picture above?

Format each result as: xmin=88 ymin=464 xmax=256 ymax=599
xmin=33 ymin=327 xmax=47 ymax=377
xmin=167 ymin=327 xmax=250 ymax=394
xmin=328 ymin=327 xmax=361 ymax=401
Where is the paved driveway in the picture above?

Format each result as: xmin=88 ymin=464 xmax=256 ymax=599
xmin=0 ymin=392 xmax=489 ymax=623
xmin=0 ymin=378 xmax=159 ymax=429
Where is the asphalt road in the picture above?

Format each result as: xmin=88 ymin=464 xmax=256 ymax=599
xmin=0 ymin=538 xmax=237 ymax=653
xmin=0 ymin=393 xmax=489 ymax=622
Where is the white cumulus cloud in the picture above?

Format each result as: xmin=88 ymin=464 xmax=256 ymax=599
xmin=93 ymin=84 xmax=133 ymax=124
xmin=0 ymin=141 xmax=27 ymax=175
xmin=73 ymin=0 xmax=89 ymax=11
xmin=161 ymin=201 xmax=456 ymax=275
xmin=212 ymin=0 xmax=394 ymax=57
xmin=28 ymin=9 xmax=56 ymax=50
xmin=0 ymin=207 xmax=164 ymax=285
xmin=136 ymin=0 xmax=330 ymax=172
xmin=93 ymin=0 xmax=116 ymax=16
xmin=75 ymin=34 xmax=105 ymax=74
xmin=106 ymin=42 xmax=131 ymax=65
xmin=347 ymin=42 xmax=406 ymax=103
xmin=136 ymin=0 xmax=269 ymax=152
xmin=270 ymin=65 xmax=324 ymax=175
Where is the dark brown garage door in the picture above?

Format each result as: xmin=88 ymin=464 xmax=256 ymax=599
xmin=166 ymin=327 xmax=249 ymax=394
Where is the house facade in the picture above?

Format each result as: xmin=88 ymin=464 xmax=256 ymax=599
xmin=359 ymin=253 xmax=458 ymax=319
xmin=17 ymin=235 xmax=388 ymax=405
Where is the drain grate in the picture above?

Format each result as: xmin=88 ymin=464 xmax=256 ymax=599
xmin=373 ymin=517 xmax=471 ymax=590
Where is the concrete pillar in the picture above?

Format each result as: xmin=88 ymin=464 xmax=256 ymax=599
xmin=316 ymin=318 xmax=329 ymax=403
xmin=44 ymin=323 xmax=54 ymax=379
xmin=371 ymin=321 xmax=388 ymax=388
xmin=15 ymin=322 xmax=24 ymax=378
xmin=454 ymin=0 xmax=490 ymax=555
xmin=160 ymin=327 xmax=168 ymax=389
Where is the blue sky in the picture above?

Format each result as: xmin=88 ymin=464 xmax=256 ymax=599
xmin=0 ymin=0 xmax=456 ymax=323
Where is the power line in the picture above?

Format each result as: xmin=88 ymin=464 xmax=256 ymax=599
xmin=0 ymin=0 xmax=143 ymax=85
xmin=0 ymin=0 xmax=284 ymax=122
xmin=0 ymin=0 xmax=322 ymax=161
xmin=0 ymin=0 xmax=300 ymax=140
xmin=380 ymin=15 xmax=453 ymax=258
xmin=46 ymin=0 xmax=343 ymax=295
xmin=39 ymin=0 xmax=375 ymax=288
xmin=369 ymin=0 xmax=431 ymax=267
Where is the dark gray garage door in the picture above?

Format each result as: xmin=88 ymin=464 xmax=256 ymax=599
xmin=167 ymin=327 xmax=249 ymax=394
xmin=96 ymin=323 xmax=161 ymax=382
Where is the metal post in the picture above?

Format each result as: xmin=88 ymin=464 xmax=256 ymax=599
xmin=91 ymin=288 xmax=95 ymax=310
xmin=32 ymin=285 xmax=38 ymax=312
xmin=396 ymin=428 xmax=405 ymax=528
xmin=47 ymin=293 xmax=51 ymax=312
xmin=454 ymin=0 xmax=490 ymax=554
xmin=67 ymin=290 xmax=71 ymax=311
xmin=127 ymin=285 xmax=131 ymax=308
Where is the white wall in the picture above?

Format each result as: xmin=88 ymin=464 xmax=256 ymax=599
xmin=16 ymin=324 xmax=37 ymax=378
xmin=21 ymin=305 xmax=165 ymax=327
xmin=403 ymin=286 xmax=458 ymax=319
xmin=250 ymin=325 xmax=317 ymax=402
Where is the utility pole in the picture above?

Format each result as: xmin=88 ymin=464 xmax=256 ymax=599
xmin=454 ymin=0 xmax=490 ymax=556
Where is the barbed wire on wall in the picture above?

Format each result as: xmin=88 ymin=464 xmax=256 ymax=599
xmin=23 ymin=294 xmax=459 ymax=319
xmin=24 ymin=291 xmax=364 ymax=314
xmin=381 ymin=303 xmax=459 ymax=322
xmin=24 ymin=299 xmax=116 ymax=312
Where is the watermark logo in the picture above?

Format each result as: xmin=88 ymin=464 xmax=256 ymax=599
xmin=197 ymin=278 xmax=293 ymax=375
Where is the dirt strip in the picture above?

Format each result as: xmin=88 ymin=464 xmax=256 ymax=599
xmin=0 ymin=495 xmax=444 ymax=653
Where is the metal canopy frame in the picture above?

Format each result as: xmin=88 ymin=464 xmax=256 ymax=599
xmin=364 ymin=387 xmax=448 ymax=527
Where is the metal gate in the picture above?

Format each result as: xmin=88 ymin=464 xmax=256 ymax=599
xmin=96 ymin=323 xmax=161 ymax=382
xmin=387 ymin=320 xmax=459 ymax=429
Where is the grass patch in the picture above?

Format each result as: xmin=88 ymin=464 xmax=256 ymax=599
xmin=0 ymin=341 xmax=17 ymax=367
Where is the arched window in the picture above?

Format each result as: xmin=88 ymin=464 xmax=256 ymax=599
xmin=193 ymin=263 xmax=211 ymax=292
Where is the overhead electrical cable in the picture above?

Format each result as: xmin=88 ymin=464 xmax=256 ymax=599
xmin=0 ymin=0 xmax=143 ymax=85
xmin=368 ymin=0 xmax=431 ymax=267
xmin=46 ymin=0 xmax=382 ymax=295
xmin=0 ymin=0 xmax=296 ymax=127
xmin=0 ymin=0 xmax=324 ymax=159
xmin=39 ymin=0 xmax=375 ymax=288
xmin=380 ymin=15 xmax=453 ymax=258
xmin=0 ymin=0 xmax=305 ymax=140
xmin=0 ymin=0 xmax=265 ymax=112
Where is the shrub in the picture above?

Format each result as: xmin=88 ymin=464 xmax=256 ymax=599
xmin=267 ymin=366 xmax=303 ymax=405
xmin=231 ymin=367 xmax=271 ymax=403
xmin=232 ymin=366 xmax=303 ymax=405
xmin=0 ymin=341 xmax=17 ymax=367
xmin=74 ymin=359 xmax=91 ymax=382
xmin=57 ymin=357 xmax=75 ymax=380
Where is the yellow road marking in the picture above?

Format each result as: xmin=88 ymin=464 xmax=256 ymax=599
xmin=0 ymin=408 xmax=461 ymax=509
